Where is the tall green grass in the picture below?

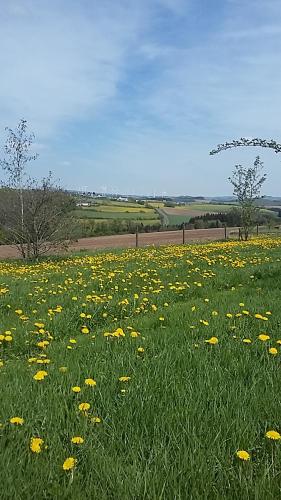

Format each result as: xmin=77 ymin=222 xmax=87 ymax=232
xmin=1 ymin=239 xmax=281 ymax=498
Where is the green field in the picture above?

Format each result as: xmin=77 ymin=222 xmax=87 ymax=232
xmin=75 ymin=209 xmax=159 ymax=221
xmin=91 ymin=205 xmax=153 ymax=213
xmin=74 ymin=201 xmax=160 ymax=234
xmin=161 ymin=203 xmax=277 ymax=226
xmin=1 ymin=238 xmax=281 ymax=498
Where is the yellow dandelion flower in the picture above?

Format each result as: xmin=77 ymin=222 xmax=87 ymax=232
xmin=85 ymin=378 xmax=96 ymax=386
xmin=255 ymin=314 xmax=263 ymax=320
xmin=72 ymin=386 xmax=81 ymax=393
xmin=62 ymin=457 xmax=77 ymax=471
xmin=243 ymin=339 xmax=252 ymax=344
xmin=119 ymin=376 xmax=131 ymax=382
xmin=30 ymin=437 xmax=44 ymax=453
xmin=10 ymin=417 xmax=24 ymax=425
xmin=269 ymin=347 xmax=278 ymax=355
xmin=205 ymin=337 xmax=218 ymax=345
xmin=81 ymin=327 xmax=89 ymax=334
xmin=91 ymin=416 xmax=101 ymax=424
xmin=33 ymin=370 xmax=48 ymax=381
xmin=71 ymin=436 xmax=84 ymax=444
xmin=258 ymin=334 xmax=270 ymax=341
xmin=78 ymin=402 xmax=90 ymax=411
xmin=266 ymin=430 xmax=281 ymax=440
xmin=137 ymin=347 xmax=145 ymax=353
xmin=130 ymin=331 xmax=139 ymax=338
xmin=236 ymin=450 xmax=250 ymax=461
xmin=37 ymin=341 xmax=49 ymax=348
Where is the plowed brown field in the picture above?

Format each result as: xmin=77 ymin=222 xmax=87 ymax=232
xmin=0 ymin=227 xmax=238 ymax=259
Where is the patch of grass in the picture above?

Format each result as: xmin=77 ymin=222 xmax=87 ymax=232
xmin=1 ymin=238 xmax=281 ymax=498
xmin=164 ymin=213 xmax=192 ymax=224
xmin=75 ymin=209 xmax=159 ymax=220
xmin=92 ymin=205 xmax=154 ymax=213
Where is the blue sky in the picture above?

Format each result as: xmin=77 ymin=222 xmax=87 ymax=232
xmin=1 ymin=0 xmax=281 ymax=196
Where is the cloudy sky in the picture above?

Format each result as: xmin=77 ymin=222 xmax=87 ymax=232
xmin=1 ymin=0 xmax=281 ymax=196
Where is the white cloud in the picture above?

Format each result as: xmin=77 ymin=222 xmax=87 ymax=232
xmin=0 ymin=1 xmax=144 ymax=136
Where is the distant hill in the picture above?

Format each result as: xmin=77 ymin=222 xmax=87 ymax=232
xmin=70 ymin=190 xmax=281 ymax=206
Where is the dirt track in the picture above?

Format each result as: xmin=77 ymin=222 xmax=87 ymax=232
xmin=0 ymin=228 xmax=238 ymax=259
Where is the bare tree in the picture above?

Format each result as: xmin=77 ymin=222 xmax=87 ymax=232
xmin=229 ymin=156 xmax=266 ymax=241
xmin=0 ymin=120 xmax=38 ymax=236
xmin=0 ymin=120 xmax=76 ymax=258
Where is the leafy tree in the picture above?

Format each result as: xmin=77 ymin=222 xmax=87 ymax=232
xmin=229 ymin=156 xmax=266 ymax=240
xmin=210 ymin=137 xmax=281 ymax=156
xmin=0 ymin=120 xmax=75 ymax=258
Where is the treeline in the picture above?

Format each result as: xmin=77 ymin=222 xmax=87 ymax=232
xmin=74 ymin=220 xmax=162 ymax=238
xmin=74 ymin=219 xmax=198 ymax=238
xmin=189 ymin=208 xmax=278 ymax=229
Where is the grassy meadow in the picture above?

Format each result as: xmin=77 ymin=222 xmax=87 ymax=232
xmin=1 ymin=238 xmax=281 ymax=498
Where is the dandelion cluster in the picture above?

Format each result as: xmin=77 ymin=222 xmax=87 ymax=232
xmin=1 ymin=237 xmax=281 ymax=496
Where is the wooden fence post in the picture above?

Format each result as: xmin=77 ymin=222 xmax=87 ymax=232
xmin=182 ymin=224 xmax=185 ymax=245
xmin=257 ymin=223 xmax=259 ymax=236
xmin=224 ymin=224 xmax=227 ymax=240
xmin=136 ymin=228 xmax=139 ymax=248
